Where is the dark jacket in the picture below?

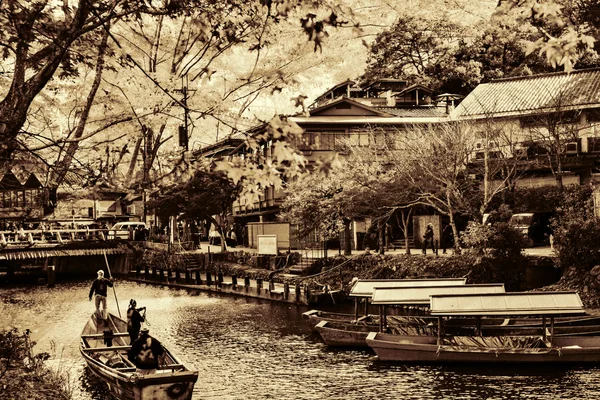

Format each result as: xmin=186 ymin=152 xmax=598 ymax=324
xmin=89 ymin=278 xmax=114 ymax=299
xmin=423 ymin=227 xmax=434 ymax=242
xmin=128 ymin=334 xmax=164 ymax=369
xmin=127 ymin=308 xmax=145 ymax=333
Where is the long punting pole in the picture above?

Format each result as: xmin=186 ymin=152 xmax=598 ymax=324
xmin=104 ymin=251 xmax=122 ymax=318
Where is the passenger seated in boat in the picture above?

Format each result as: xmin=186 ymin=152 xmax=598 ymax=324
xmin=126 ymin=299 xmax=146 ymax=344
xmin=128 ymin=327 xmax=164 ymax=375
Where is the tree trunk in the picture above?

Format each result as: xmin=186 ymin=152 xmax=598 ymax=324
xmin=0 ymin=1 xmax=91 ymax=162
xmin=403 ymin=209 xmax=412 ymax=255
xmin=343 ymin=218 xmax=352 ymax=256
xmin=51 ymin=28 xmax=109 ymax=186
xmin=378 ymin=219 xmax=385 ymax=255
xmin=449 ymin=213 xmax=460 ymax=254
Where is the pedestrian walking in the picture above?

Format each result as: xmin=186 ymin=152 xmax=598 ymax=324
xmin=422 ymin=223 xmax=436 ymax=255
xmin=441 ymin=224 xmax=453 ymax=254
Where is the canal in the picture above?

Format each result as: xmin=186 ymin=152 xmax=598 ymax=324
xmin=2 ymin=281 xmax=600 ymax=399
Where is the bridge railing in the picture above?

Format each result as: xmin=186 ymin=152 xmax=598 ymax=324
xmin=0 ymin=228 xmax=145 ymax=246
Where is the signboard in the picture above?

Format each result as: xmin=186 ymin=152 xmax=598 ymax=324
xmin=257 ymin=235 xmax=278 ymax=255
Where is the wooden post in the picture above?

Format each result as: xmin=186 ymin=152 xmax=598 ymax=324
xmin=476 ymin=317 xmax=482 ymax=336
xmin=232 ymin=275 xmax=238 ymax=288
xmin=437 ymin=317 xmax=442 ymax=345
xmin=152 ymin=267 xmax=157 ymax=279
xmin=244 ymin=276 xmax=250 ymax=292
xmin=47 ymin=265 xmax=55 ymax=288
xmin=195 ymin=270 xmax=201 ymax=285
xmin=304 ymin=285 xmax=310 ymax=303
xmin=354 ymin=298 xmax=359 ymax=321
xmin=364 ymin=299 xmax=369 ymax=317
xmin=136 ymin=265 xmax=140 ymax=278
xmin=269 ymin=279 xmax=275 ymax=292
xmin=379 ymin=305 xmax=383 ymax=333
xmin=185 ymin=270 xmax=190 ymax=283
xmin=550 ymin=317 xmax=555 ymax=347
xmin=542 ymin=316 xmax=547 ymax=341
xmin=283 ymin=283 xmax=289 ymax=300
xmin=256 ymin=278 xmax=263 ymax=293
xmin=145 ymin=266 xmax=149 ymax=279
xmin=295 ymin=282 xmax=301 ymax=302
xmin=206 ymin=272 xmax=212 ymax=286
xmin=383 ymin=305 xmax=387 ymax=330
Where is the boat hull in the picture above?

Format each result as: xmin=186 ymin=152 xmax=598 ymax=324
xmin=80 ymin=314 xmax=198 ymax=400
xmin=366 ymin=332 xmax=600 ymax=363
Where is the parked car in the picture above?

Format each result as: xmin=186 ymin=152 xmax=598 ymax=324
xmin=509 ymin=212 xmax=553 ymax=245
xmin=107 ymin=222 xmax=146 ymax=240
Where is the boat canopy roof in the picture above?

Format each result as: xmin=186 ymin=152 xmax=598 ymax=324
xmin=349 ymin=278 xmax=467 ymax=298
xmin=371 ymin=284 xmax=505 ymax=306
xmin=430 ymin=292 xmax=585 ymax=317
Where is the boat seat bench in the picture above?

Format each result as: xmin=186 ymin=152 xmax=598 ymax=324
xmin=116 ymin=364 xmax=185 ymax=372
xmin=82 ymin=345 xmax=131 ymax=352
xmin=82 ymin=333 xmax=131 ymax=339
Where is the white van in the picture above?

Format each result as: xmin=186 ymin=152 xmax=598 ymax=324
xmin=107 ymin=222 xmax=146 ymax=240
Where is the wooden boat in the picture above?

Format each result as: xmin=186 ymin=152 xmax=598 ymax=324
xmin=80 ymin=313 xmax=198 ymax=400
xmin=313 ymin=284 xmax=505 ymax=347
xmin=366 ymin=292 xmax=600 ymax=363
xmin=315 ymin=319 xmax=436 ymax=347
xmin=303 ymin=278 xmax=468 ymax=332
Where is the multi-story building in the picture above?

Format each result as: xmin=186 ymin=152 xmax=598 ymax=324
xmin=198 ymin=79 xmax=458 ymax=249
xmin=0 ymin=170 xmax=51 ymax=225
xmin=454 ymin=67 xmax=600 ymax=188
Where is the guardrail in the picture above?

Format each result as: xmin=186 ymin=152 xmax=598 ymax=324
xmin=0 ymin=228 xmax=143 ymax=246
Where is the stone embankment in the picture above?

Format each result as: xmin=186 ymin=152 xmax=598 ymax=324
xmin=125 ymin=265 xmax=344 ymax=305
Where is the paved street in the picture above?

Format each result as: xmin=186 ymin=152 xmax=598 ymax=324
xmin=195 ymin=241 xmax=555 ymax=258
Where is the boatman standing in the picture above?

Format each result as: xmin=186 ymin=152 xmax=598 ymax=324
xmin=128 ymin=327 xmax=164 ymax=375
xmin=88 ymin=270 xmax=114 ymax=320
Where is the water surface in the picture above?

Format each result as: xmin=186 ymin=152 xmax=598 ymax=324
xmin=1 ymin=281 xmax=600 ymax=399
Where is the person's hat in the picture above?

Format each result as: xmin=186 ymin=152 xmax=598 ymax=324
xmin=97 ymin=270 xmax=104 ymax=277
xmin=140 ymin=327 xmax=150 ymax=334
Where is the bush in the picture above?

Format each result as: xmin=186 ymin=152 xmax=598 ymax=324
xmin=552 ymin=192 xmax=600 ymax=271
xmin=0 ymin=328 xmax=70 ymax=399
xmin=455 ymin=205 xmax=529 ymax=291
xmin=136 ymin=249 xmax=187 ymax=271
xmin=491 ymin=185 xmax=593 ymax=213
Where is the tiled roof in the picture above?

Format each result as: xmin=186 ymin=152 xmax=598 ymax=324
xmin=453 ymin=68 xmax=600 ymax=119
xmin=375 ymin=106 xmax=448 ymax=118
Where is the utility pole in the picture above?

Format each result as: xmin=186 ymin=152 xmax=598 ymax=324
xmin=174 ymin=78 xmax=196 ymax=152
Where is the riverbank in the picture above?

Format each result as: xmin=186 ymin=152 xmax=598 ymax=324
xmin=0 ymin=328 xmax=71 ymax=400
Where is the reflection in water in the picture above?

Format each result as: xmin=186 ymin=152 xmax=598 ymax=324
xmin=1 ymin=281 xmax=600 ymax=399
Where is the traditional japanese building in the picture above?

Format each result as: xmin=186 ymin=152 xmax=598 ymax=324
xmin=197 ymin=79 xmax=458 ymax=249
xmin=453 ymin=67 xmax=600 ymax=188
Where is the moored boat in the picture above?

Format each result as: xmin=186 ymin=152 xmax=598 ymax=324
xmin=366 ymin=291 xmax=600 ymax=363
xmin=80 ymin=313 xmax=198 ymax=400
xmin=314 ymin=283 xmax=505 ymax=347
xmin=303 ymin=278 xmax=468 ymax=331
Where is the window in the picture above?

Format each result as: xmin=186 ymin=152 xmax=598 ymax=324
xmin=588 ymin=137 xmax=600 ymax=153
xmin=335 ymin=103 xmax=351 ymax=109
xmin=300 ymin=130 xmax=348 ymax=150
